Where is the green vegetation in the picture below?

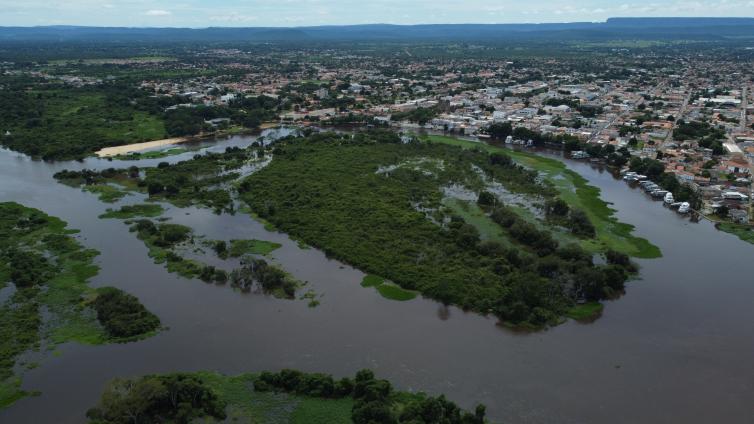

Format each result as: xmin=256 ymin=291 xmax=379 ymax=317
xmin=113 ymin=147 xmax=190 ymax=161
xmin=673 ymin=120 xmax=726 ymax=154
xmin=0 ymin=83 xmax=167 ymax=160
xmin=229 ymin=257 xmax=298 ymax=299
xmin=0 ymin=202 xmax=158 ymax=409
xmin=242 ymin=131 xmax=638 ymax=328
xmin=55 ymin=146 xmax=260 ymax=213
xmin=86 ymin=373 xmax=227 ymax=423
xmin=128 ymin=219 xmax=206 ymax=279
xmin=142 ymin=147 xmax=256 ymax=213
xmin=54 ymin=168 xmax=144 ymax=204
xmin=377 ymin=283 xmax=418 ymax=301
xmin=0 ymin=75 xmax=280 ymax=160
xmin=99 ymin=204 xmax=164 ymax=219
xmin=361 ymin=275 xmax=385 ymax=288
xmin=443 ymin=198 xmax=509 ymax=244
xmin=717 ymin=223 xmax=754 ymax=245
xmin=126 ymin=219 xmax=297 ymax=298
xmin=83 ymin=185 xmax=131 ymax=203
xmin=92 ymin=287 xmax=160 ymax=339
xmin=361 ymin=276 xmax=417 ymax=301
xmin=567 ymin=302 xmax=604 ymax=321
xmin=422 ymin=134 xmax=661 ymax=258
xmin=87 ymin=369 xmax=486 ymax=424
xmin=390 ymin=107 xmax=438 ymax=125
xmin=229 ymin=239 xmax=283 ymax=257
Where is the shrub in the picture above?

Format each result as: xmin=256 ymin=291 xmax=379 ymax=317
xmin=93 ymin=287 xmax=160 ymax=338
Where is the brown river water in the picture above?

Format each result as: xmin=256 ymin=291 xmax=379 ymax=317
xmin=1 ymin=131 xmax=753 ymax=424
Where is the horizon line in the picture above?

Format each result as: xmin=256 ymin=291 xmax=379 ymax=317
xmin=3 ymin=17 xmax=754 ymax=30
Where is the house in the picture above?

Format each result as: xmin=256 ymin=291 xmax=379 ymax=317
xmin=219 ymin=94 xmax=236 ymax=103
xmin=315 ymin=88 xmax=329 ymax=99
xmin=728 ymin=209 xmax=750 ymax=224
xmin=544 ymin=105 xmax=571 ymax=115
xmin=205 ymin=118 xmax=231 ymax=127
xmin=723 ymin=191 xmax=750 ymax=201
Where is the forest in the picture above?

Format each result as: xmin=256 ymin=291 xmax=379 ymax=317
xmin=0 ymin=75 xmax=279 ymax=160
xmin=241 ymin=131 xmax=635 ymax=327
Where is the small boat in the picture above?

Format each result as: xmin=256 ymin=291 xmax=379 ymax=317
xmin=664 ymin=192 xmax=675 ymax=204
xmin=572 ymin=151 xmax=590 ymax=159
xmin=651 ymin=190 xmax=669 ymax=198
xmin=678 ymin=202 xmax=690 ymax=214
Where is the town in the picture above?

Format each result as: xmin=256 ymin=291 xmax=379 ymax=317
xmin=3 ymin=17 xmax=754 ymax=424
xmin=4 ymin=43 xmax=750 ymax=228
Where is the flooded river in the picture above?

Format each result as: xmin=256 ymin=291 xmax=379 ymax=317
xmin=1 ymin=132 xmax=753 ymax=424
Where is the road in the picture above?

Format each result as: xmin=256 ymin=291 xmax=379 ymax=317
xmin=738 ymin=85 xmax=752 ymax=218
xmin=588 ymin=113 xmax=618 ymax=143
xmin=660 ymin=90 xmax=692 ymax=152
xmin=741 ymin=85 xmax=748 ymax=131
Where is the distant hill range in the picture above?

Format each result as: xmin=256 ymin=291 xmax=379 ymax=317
xmin=1 ymin=18 xmax=753 ymax=42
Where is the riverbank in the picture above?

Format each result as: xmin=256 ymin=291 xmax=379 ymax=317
xmin=95 ymin=137 xmax=189 ymax=157
xmin=95 ymin=125 xmax=271 ymax=158
xmin=717 ymin=222 xmax=754 ymax=244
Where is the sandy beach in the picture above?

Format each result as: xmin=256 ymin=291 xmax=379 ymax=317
xmin=95 ymin=137 xmax=189 ymax=157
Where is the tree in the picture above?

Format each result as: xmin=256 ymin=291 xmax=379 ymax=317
xmin=93 ymin=287 xmax=160 ymax=338
xmin=568 ymin=209 xmax=596 ymax=238
xmin=213 ymin=240 xmax=228 ymax=259
xmin=477 ymin=191 xmax=497 ymax=208
xmin=86 ymin=374 xmax=226 ymax=424
xmin=545 ymin=199 xmax=570 ymax=217
xmin=486 ymin=122 xmax=512 ymax=139
xmin=716 ymin=205 xmax=729 ymax=218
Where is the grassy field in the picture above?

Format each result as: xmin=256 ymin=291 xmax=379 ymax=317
xmin=149 ymin=372 xmax=355 ymax=424
xmin=422 ymin=135 xmax=661 ymax=258
xmin=360 ymin=275 xmax=419 ymax=302
xmin=377 ymin=283 xmax=418 ymax=301
xmin=229 ymin=239 xmax=283 ymax=257
xmin=443 ymin=198 xmax=512 ymax=245
xmin=113 ymin=147 xmax=190 ymax=161
xmin=99 ymin=204 xmax=164 ymax=219
xmin=83 ymin=185 xmax=132 ymax=203
xmin=567 ymin=302 xmax=604 ymax=321
xmin=717 ymin=223 xmax=754 ymax=245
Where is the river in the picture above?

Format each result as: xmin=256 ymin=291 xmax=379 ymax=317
xmin=1 ymin=131 xmax=753 ymax=424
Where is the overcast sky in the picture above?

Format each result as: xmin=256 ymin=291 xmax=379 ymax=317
xmin=2 ymin=0 xmax=754 ymax=27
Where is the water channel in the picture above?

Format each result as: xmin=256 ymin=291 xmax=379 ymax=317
xmin=1 ymin=130 xmax=753 ymax=424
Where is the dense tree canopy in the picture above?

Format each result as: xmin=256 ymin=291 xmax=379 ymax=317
xmin=242 ymin=131 xmax=632 ymax=327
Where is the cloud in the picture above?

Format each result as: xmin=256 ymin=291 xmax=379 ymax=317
xmin=144 ymin=9 xmax=171 ymax=17
xmin=209 ymin=12 xmax=258 ymax=23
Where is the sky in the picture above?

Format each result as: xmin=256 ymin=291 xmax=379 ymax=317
xmin=2 ymin=0 xmax=754 ymax=27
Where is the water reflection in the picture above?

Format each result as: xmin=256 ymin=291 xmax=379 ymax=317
xmin=1 ymin=134 xmax=753 ymax=424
